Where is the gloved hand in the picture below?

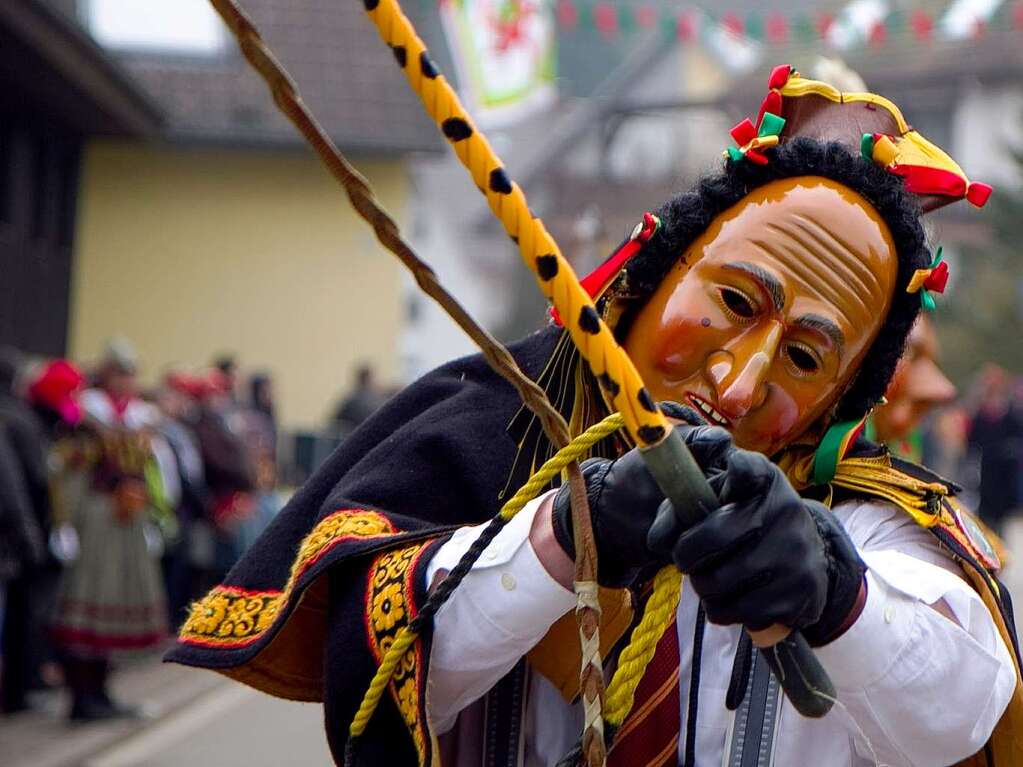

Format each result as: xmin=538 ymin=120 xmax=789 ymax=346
xmin=649 ymin=449 xmax=866 ymax=646
xmin=551 ymin=425 xmax=732 ymax=588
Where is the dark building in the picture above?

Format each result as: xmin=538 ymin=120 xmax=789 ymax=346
xmin=0 ymin=0 xmax=159 ymax=356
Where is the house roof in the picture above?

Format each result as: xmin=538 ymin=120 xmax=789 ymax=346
xmin=82 ymin=0 xmax=441 ymax=154
xmin=0 ymin=0 xmax=160 ymax=136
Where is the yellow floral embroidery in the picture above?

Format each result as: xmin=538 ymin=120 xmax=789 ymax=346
xmin=371 ymin=583 xmax=406 ymax=632
xmin=289 ymin=510 xmax=397 ymax=584
xmin=222 ymin=597 xmax=267 ymax=637
xmin=382 ymin=547 xmax=417 ymax=578
xmin=366 ymin=541 xmax=432 ymax=764
xmin=396 ymin=678 xmax=418 ymax=724
xmin=400 ymin=647 xmax=416 ymax=676
xmin=181 ymin=590 xmax=280 ymax=646
xmin=179 ymin=509 xmax=396 ymax=648
xmin=187 ymin=594 xmax=230 ymax=635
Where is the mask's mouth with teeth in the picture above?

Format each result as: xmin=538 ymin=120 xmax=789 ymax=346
xmin=685 ymin=392 xmax=732 ymax=428
xmin=657 ymin=400 xmax=704 ymax=427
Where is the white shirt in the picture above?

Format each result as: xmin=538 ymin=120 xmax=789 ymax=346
xmin=425 ymin=496 xmax=1016 ymax=766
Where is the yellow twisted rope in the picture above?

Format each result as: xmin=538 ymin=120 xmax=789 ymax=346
xmin=363 ymin=0 xmax=671 ymax=451
xmin=349 ymin=412 xmax=625 ymax=739
xmin=499 ymin=413 xmax=623 ymax=520
xmin=604 ymin=565 xmax=682 ymax=727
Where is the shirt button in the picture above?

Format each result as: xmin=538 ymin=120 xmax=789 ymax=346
xmin=884 ymin=605 xmax=896 ymax=624
xmin=483 ymin=549 xmax=498 ymax=561
xmin=501 ymin=573 xmax=517 ymax=591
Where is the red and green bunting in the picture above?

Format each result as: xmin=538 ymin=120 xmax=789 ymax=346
xmin=547 ymin=1 xmax=1023 ymax=44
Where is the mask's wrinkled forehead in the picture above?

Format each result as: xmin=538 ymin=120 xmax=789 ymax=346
xmin=696 ymin=177 xmax=897 ymax=312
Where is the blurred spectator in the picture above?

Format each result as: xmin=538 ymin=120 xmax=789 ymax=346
xmin=249 ymin=372 xmax=277 ymax=453
xmin=331 ymin=364 xmax=388 ymax=436
xmin=924 ymin=405 xmax=972 ymax=484
xmin=968 ymin=365 xmax=1023 ymax=535
xmin=156 ymin=375 xmax=209 ymax=630
xmin=193 ymin=370 xmax=257 ymax=577
xmin=213 ymin=354 xmax=238 ymax=401
xmin=0 ymin=421 xmax=46 ymax=715
xmin=0 ymin=349 xmax=63 ymax=714
xmin=0 ymin=423 xmax=42 ymax=586
xmin=50 ymin=339 xmax=168 ymax=721
xmin=237 ymin=372 xmax=281 ymax=553
xmin=0 ymin=423 xmax=42 ymax=574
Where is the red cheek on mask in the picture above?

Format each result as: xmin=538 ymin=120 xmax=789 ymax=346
xmin=657 ymin=325 xmax=707 ymax=378
xmin=652 ymin=302 xmax=731 ymax=380
xmin=739 ymin=386 xmax=802 ymax=452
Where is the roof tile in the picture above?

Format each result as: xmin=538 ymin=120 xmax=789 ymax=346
xmin=112 ymin=0 xmax=440 ymax=153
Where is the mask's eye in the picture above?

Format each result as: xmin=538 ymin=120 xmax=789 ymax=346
xmin=718 ymin=288 xmax=757 ymax=321
xmin=785 ymin=342 xmax=821 ymax=375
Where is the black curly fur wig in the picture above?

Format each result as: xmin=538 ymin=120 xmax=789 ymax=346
xmin=611 ymin=138 xmax=932 ymax=424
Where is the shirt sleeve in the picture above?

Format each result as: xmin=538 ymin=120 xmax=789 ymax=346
xmin=814 ymin=500 xmax=1016 ymax=766
xmin=425 ymin=491 xmax=575 ymax=734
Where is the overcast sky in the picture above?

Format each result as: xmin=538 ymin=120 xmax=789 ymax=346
xmin=89 ymin=0 xmax=224 ymax=52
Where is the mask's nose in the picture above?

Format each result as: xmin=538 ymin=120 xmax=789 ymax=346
xmin=706 ymin=322 xmax=783 ymax=421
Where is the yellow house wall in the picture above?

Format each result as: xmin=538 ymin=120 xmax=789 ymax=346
xmin=70 ymin=141 xmax=407 ymax=431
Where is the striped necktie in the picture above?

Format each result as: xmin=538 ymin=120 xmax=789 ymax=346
xmin=725 ymin=648 xmax=781 ymax=767
xmin=607 ymin=624 xmax=681 ymax=767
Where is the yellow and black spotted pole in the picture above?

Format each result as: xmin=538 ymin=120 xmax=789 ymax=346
xmin=361 ymin=0 xmax=835 ymax=723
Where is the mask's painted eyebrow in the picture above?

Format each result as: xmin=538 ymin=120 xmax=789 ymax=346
xmin=721 ymin=261 xmax=785 ymax=313
xmin=792 ymin=313 xmax=845 ymax=357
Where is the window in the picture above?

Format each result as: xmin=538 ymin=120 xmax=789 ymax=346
xmin=86 ymin=0 xmax=225 ymax=55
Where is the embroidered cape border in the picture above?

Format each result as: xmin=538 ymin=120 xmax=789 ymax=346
xmin=364 ymin=541 xmax=435 ymax=764
xmin=180 ymin=509 xmax=399 ymax=648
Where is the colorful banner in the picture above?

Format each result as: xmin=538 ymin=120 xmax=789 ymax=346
xmin=440 ymin=0 xmax=557 ymax=127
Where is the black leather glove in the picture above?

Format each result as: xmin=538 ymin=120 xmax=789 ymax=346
xmin=649 ymin=449 xmax=866 ymax=645
xmin=551 ymin=425 xmax=732 ymax=588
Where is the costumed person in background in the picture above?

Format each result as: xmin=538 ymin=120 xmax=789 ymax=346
xmin=212 ymin=354 xmax=239 ymax=402
xmin=169 ymin=68 xmax=1021 ymax=766
xmin=871 ymin=317 xmax=1010 ymax=569
xmin=236 ymin=372 xmax=282 ymax=558
xmin=51 ymin=339 xmax=169 ymax=721
xmin=156 ymin=373 xmax=210 ymax=630
xmin=1 ymin=356 xmax=89 ymax=715
xmin=0 ymin=348 xmax=51 ymax=714
xmin=0 ymin=353 xmax=47 ymax=715
xmin=869 ymin=316 xmax=956 ymax=463
xmin=969 ymin=365 xmax=1023 ymax=536
xmin=25 ymin=360 xmax=94 ymax=695
xmin=248 ymin=372 xmax=278 ymax=456
xmin=192 ymin=369 xmax=257 ymax=579
xmin=331 ymin=364 xmax=389 ymax=437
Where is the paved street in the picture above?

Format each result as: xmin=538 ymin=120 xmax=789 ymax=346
xmin=0 ymin=649 xmax=332 ymax=767
xmin=84 ymin=681 xmax=332 ymax=767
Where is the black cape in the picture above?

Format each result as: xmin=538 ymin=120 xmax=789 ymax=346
xmin=167 ymin=328 xmax=563 ymax=764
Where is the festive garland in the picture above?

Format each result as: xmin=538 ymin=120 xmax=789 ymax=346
xmin=540 ymin=0 xmax=1023 ymax=45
